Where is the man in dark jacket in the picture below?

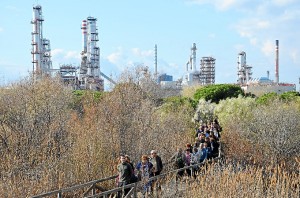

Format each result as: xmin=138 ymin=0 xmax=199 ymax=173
xmin=117 ymin=154 xmax=133 ymax=198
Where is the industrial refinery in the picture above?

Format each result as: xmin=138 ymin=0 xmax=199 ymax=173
xmin=30 ymin=5 xmax=296 ymax=95
xmin=238 ymin=40 xmax=296 ymax=96
xmin=31 ymin=5 xmax=104 ymax=91
xmin=180 ymin=43 xmax=215 ymax=87
xmin=31 ymin=5 xmax=53 ymax=77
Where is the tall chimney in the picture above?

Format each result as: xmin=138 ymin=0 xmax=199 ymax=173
xmin=275 ymin=40 xmax=279 ymax=83
xmin=154 ymin=44 xmax=157 ymax=76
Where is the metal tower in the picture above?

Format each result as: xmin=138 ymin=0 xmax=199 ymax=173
xmin=200 ymin=57 xmax=215 ymax=85
xmin=237 ymin=51 xmax=252 ymax=84
xmin=79 ymin=17 xmax=103 ymax=91
xmin=31 ymin=5 xmax=52 ymax=77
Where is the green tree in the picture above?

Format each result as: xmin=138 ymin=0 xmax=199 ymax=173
xmin=193 ymin=84 xmax=244 ymax=103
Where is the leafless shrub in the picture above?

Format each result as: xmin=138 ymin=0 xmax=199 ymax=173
xmin=184 ymin=163 xmax=300 ymax=198
xmin=0 ymin=76 xmax=73 ymax=196
xmin=219 ymin=98 xmax=300 ymax=169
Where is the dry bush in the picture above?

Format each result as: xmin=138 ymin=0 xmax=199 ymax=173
xmin=69 ymin=80 xmax=194 ymax=173
xmin=239 ymin=99 xmax=300 ymax=168
xmin=0 ymin=69 xmax=184 ymax=196
xmin=0 ymin=76 xmax=73 ymax=197
xmin=183 ymin=163 xmax=300 ymax=198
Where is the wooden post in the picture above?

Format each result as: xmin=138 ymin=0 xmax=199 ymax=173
xmin=92 ymin=184 xmax=96 ymax=195
xmin=133 ymin=183 xmax=137 ymax=198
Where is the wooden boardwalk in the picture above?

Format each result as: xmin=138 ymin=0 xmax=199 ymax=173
xmin=32 ymin=145 xmax=222 ymax=198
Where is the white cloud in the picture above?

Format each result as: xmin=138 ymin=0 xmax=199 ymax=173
xmin=261 ymin=40 xmax=274 ymax=56
xmin=5 ymin=5 xmax=19 ymax=12
xmin=250 ymin=38 xmax=258 ymax=46
xmin=64 ymin=51 xmax=80 ymax=59
xmin=51 ymin=48 xmax=80 ymax=60
xmin=188 ymin=0 xmax=246 ymax=10
xmin=51 ymin=49 xmax=81 ymax=67
xmin=279 ymin=9 xmax=300 ymax=22
xmin=131 ymin=48 xmax=153 ymax=57
xmin=0 ymin=27 xmax=3 ymax=32
xmin=290 ymin=49 xmax=299 ymax=64
xmin=272 ymin=0 xmax=297 ymax=6
xmin=107 ymin=51 xmax=123 ymax=65
xmin=51 ymin=48 xmax=64 ymax=57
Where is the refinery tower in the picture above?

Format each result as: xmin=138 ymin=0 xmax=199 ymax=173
xmin=31 ymin=5 xmax=52 ymax=77
xmin=79 ymin=17 xmax=104 ymax=91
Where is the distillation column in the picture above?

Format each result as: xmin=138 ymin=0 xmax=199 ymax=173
xmin=79 ymin=17 xmax=103 ymax=90
xmin=31 ymin=5 xmax=52 ymax=77
xmin=237 ymin=51 xmax=252 ymax=84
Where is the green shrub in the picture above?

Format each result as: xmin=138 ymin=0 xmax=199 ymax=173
xmin=194 ymin=84 xmax=244 ymax=104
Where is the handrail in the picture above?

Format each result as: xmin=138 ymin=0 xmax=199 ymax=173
xmin=85 ymin=156 xmax=222 ymax=198
xmin=32 ymin=142 xmax=222 ymax=198
xmin=31 ymin=175 xmax=118 ymax=198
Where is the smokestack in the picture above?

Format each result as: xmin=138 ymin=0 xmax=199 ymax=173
xmin=191 ymin=43 xmax=197 ymax=71
xmin=275 ymin=40 xmax=279 ymax=83
xmin=267 ymin=70 xmax=270 ymax=79
xmin=154 ymin=44 xmax=157 ymax=76
xmin=81 ymin=20 xmax=87 ymax=53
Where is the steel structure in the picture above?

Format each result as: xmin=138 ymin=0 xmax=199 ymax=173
xmin=79 ymin=17 xmax=103 ymax=91
xmin=237 ymin=51 xmax=252 ymax=84
xmin=200 ymin=56 xmax=215 ymax=85
xmin=275 ymin=40 xmax=279 ymax=83
xmin=59 ymin=64 xmax=78 ymax=88
xmin=182 ymin=43 xmax=201 ymax=86
xmin=31 ymin=5 xmax=52 ymax=77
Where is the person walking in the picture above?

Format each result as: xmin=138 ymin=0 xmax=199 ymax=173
xmin=149 ymin=150 xmax=163 ymax=176
xmin=149 ymin=150 xmax=163 ymax=191
xmin=136 ymin=155 xmax=154 ymax=195
xmin=170 ymin=148 xmax=186 ymax=180
xmin=117 ymin=154 xmax=133 ymax=198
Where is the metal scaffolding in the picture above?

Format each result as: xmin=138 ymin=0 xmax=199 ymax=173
xmin=200 ymin=57 xmax=215 ymax=85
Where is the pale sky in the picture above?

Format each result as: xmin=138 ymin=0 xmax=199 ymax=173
xmin=0 ymin=0 xmax=299 ymax=89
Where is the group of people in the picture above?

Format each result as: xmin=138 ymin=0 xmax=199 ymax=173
xmin=116 ymin=119 xmax=221 ymax=197
xmin=171 ymin=119 xmax=221 ymax=179
xmin=116 ymin=150 xmax=163 ymax=197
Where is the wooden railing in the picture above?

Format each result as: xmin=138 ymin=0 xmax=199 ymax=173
xmin=31 ymin=175 xmax=118 ymax=198
xmin=32 ymin=143 xmax=222 ymax=198
xmin=85 ymin=156 xmax=222 ymax=198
